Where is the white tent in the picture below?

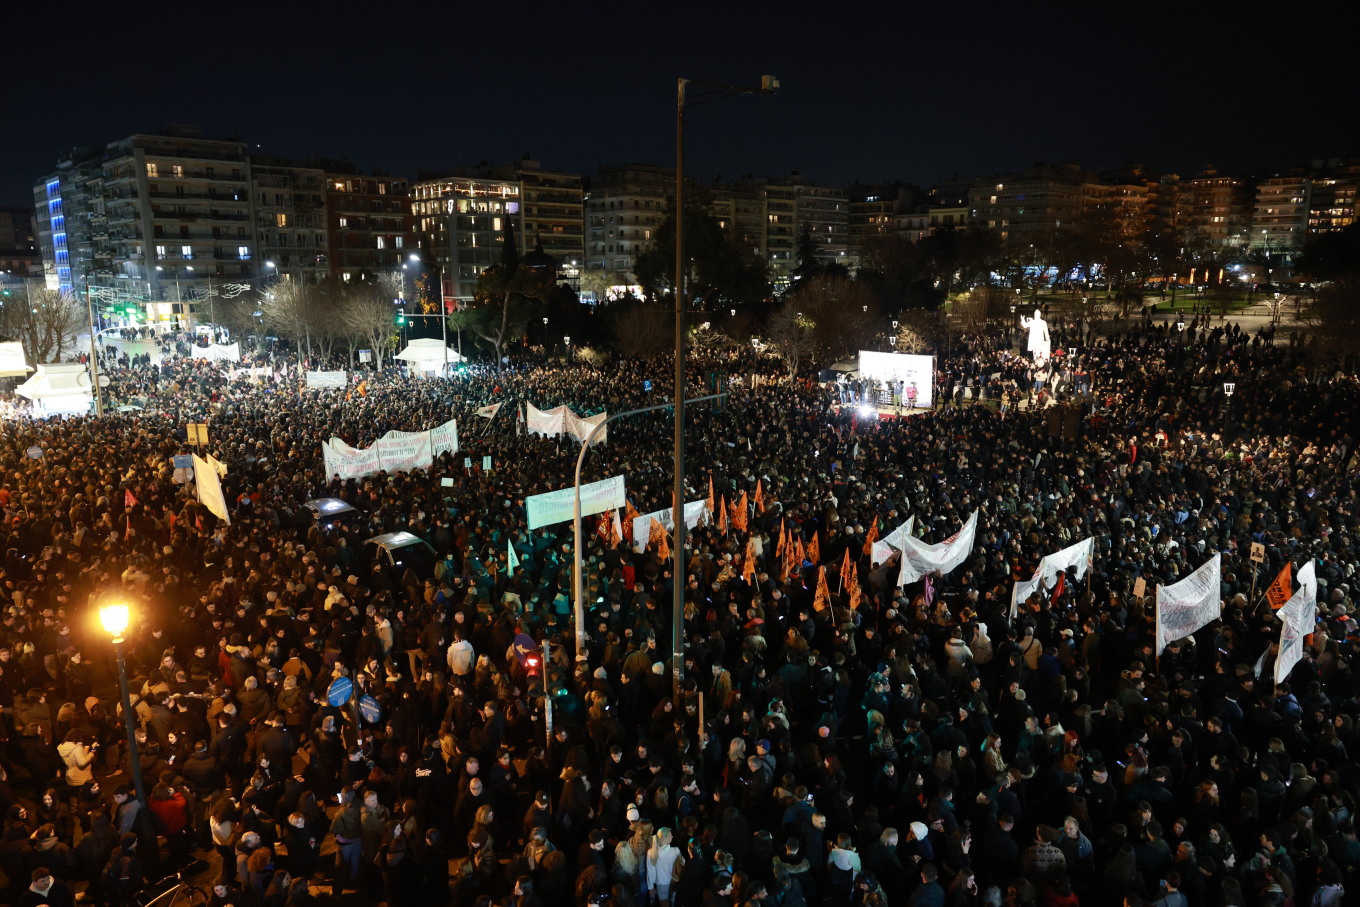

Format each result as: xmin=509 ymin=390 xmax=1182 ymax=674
xmin=15 ymin=363 xmax=94 ymax=416
xmin=0 ymin=342 xmax=33 ymax=378
xmin=395 ymin=338 xmax=463 ymax=372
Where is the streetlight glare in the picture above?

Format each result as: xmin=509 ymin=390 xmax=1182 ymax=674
xmin=99 ymin=603 xmax=130 ymax=636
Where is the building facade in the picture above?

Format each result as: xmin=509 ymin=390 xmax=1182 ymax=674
xmin=0 ymin=208 xmax=39 ymax=280
xmin=584 ymin=164 xmax=674 ymax=276
xmin=251 ymin=158 xmax=329 ymax=286
xmin=409 ymin=174 xmax=524 ymax=303
xmin=34 ymin=127 xmax=258 ymax=329
xmin=322 ymin=163 xmax=413 ymax=283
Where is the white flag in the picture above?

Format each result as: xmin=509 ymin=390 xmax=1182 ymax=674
xmin=507 ymin=539 xmax=520 ymax=573
xmin=1155 ymin=553 xmax=1221 ymax=653
xmin=193 ymin=453 xmax=231 ymax=525
xmin=897 ymin=510 xmax=978 ymax=587
xmin=476 ymin=402 xmax=503 ymax=420
xmin=1274 ymin=560 xmax=1316 ymax=685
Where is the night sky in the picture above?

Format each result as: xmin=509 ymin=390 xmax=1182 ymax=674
xmin=6 ymin=3 xmax=1356 ymax=211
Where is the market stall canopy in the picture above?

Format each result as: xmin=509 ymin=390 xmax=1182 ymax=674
xmin=15 ymin=363 xmax=93 ymax=415
xmin=394 ymin=338 xmax=463 ymax=370
xmin=0 ymin=341 xmax=33 ymax=378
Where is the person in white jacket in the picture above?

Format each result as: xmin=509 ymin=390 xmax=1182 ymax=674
xmin=646 ymin=826 xmax=681 ymax=907
xmin=446 ymin=631 xmax=474 ymax=686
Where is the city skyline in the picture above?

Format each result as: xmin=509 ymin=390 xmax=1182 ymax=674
xmin=5 ymin=3 xmax=1355 ymax=209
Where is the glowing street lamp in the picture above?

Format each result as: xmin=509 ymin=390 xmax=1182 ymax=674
xmin=99 ymin=603 xmax=148 ymax=811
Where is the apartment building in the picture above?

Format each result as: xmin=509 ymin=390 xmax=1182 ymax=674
xmin=322 ymin=162 xmax=414 ymax=283
xmin=409 ymin=174 xmax=525 ymax=303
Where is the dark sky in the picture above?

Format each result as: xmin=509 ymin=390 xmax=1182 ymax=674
xmin=6 ymin=3 xmax=1357 ymax=211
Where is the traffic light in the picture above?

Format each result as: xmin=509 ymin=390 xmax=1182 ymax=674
xmin=524 ymin=654 xmax=541 ymax=677
xmin=396 ymin=308 xmax=406 ymax=326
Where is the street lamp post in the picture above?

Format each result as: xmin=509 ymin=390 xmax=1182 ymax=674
xmin=572 ymin=394 xmax=727 ymax=661
xmin=99 ymin=604 xmax=147 ymax=809
xmin=674 ymin=73 xmax=777 ymax=704
xmin=1222 ymin=381 xmax=1235 ymax=433
xmin=83 ymin=276 xmax=105 ymax=417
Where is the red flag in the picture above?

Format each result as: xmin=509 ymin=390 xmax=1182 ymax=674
xmin=124 ymin=488 xmax=138 ymax=509
xmin=624 ymin=499 xmax=641 ymax=541
xmin=1050 ymin=572 xmax=1066 ymax=604
xmin=1266 ymin=562 xmax=1293 ymax=610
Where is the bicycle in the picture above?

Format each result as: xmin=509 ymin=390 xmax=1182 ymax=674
xmin=137 ymin=868 xmax=209 ymax=907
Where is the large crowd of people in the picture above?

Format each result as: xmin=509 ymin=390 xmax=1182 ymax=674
xmin=0 ymin=313 xmax=1356 ymax=907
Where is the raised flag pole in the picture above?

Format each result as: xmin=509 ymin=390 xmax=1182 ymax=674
xmin=572 ymin=395 xmax=727 ymax=663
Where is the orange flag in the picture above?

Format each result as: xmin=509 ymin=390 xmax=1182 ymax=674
xmin=707 ymin=475 xmax=715 ymax=515
xmin=784 ymin=534 xmax=802 ymax=587
xmin=732 ymin=492 xmax=749 ymax=532
xmin=848 ymin=575 xmax=863 ymax=611
xmin=838 ymin=547 xmax=853 ymax=590
xmin=1266 ymin=562 xmax=1293 ymax=610
xmin=624 ymin=499 xmax=641 ymax=540
xmin=812 ymin=565 xmax=830 ymax=612
xmin=776 ymin=520 xmax=787 ymax=559
xmin=806 ymin=530 xmax=821 ymax=566
xmin=718 ymin=497 xmax=729 ymax=535
xmin=743 ymin=536 xmax=757 ymax=582
xmin=862 ymin=517 xmax=879 ymax=557
xmin=754 ymin=479 xmax=766 ymax=514
xmin=650 ymin=518 xmax=670 ymax=562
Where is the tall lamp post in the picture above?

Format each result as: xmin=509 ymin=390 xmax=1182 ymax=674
xmin=572 ymin=394 xmax=727 ymax=661
xmin=99 ymin=604 xmax=147 ymax=809
xmin=674 ymin=73 xmax=778 ymax=704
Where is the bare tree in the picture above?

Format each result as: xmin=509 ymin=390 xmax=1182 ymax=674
xmin=1300 ymin=284 xmax=1360 ymax=364
xmin=788 ymin=275 xmax=879 ymax=359
xmin=765 ymin=304 xmax=816 ymax=378
xmin=340 ymin=277 xmax=401 ymax=370
xmin=953 ymin=286 xmax=1009 ymax=339
xmin=893 ymin=308 xmax=943 ymax=353
xmin=610 ymin=301 xmax=674 ymax=359
xmin=258 ymin=280 xmax=329 ymax=359
xmin=0 ymin=282 xmax=85 ymax=364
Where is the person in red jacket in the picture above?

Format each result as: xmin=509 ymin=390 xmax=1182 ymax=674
xmin=147 ymin=782 xmax=191 ymax=869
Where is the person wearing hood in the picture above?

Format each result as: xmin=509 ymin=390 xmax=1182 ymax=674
xmin=645 ymin=826 xmax=682 ymax=907
xmin=826 ymin=832 xmax=861 ymax=904
xmin=56 ymin=732 xmax=96 ymax=792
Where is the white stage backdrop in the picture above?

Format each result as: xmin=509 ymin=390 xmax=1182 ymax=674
xmin=857 ymin=351 xmax=935 ymax=408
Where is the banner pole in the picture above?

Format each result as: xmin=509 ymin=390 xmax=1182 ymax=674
xmin=1154 ymin=585 xmax=1160 ymax=674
